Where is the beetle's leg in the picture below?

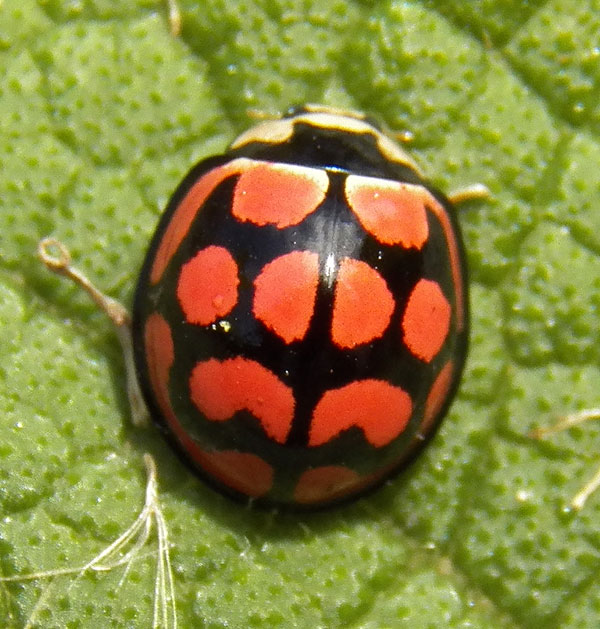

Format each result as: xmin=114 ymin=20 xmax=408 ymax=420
xmin=530 ymin=409 xmax=600 ymax=510
xmin=165 ymin=0 xmax=182 ymax=36
xmin=38 ymin=238 xmax=149 ymax=427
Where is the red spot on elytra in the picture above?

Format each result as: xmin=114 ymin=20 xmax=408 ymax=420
xmin=331 ymin=258 xmax=394 ymax=349
xmin=195 ymin=450 xmax=274 ymax=498
xmin=232 ymin=161 xmax=329 ymax=228
xmin=309 ymin=379 xmax=413 ymax=447
xmin=293 ymin=461 xmax=403 ymax=505
xmin=177 ymin=245 xmax=239 ymax=325
xmin=293 ymin=466 xmax=361 ymax=505
xmin=253 ymin=250 xmax=319 ymax=344
xmin=404 ymin=361 xmax=455 ymax=461
xmin=402 ymin=279 xmax=451 ymax=363
xmin=347 ymin=176 xmax=466 ymax=334
xmin=189 ymin=357 xmax=295 ymax=444
xmin=423 ymin=360 xmax=454 ymax=430
xmin=150 ymin=159 xmax=244 ymax=285
xmin=144 ymin=313 xmax=176 ymax=424
xmin=144 ymin=316 xmax=274 ymax=497
xmin=345 ymin=174 xmax=429 ymax=248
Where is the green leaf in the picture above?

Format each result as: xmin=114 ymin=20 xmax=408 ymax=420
xmin=2 ymin=0 xmax=600 ymax=626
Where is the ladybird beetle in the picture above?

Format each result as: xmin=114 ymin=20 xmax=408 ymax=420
xmin=124 ymin=104 xmax=475 ymax=509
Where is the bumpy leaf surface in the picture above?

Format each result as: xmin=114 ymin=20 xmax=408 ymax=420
xmin=1 ymin=1 xmax=600 ymax=627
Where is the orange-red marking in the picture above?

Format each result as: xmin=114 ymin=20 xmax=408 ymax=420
xmin=331 ymin=257 xmax=395 ymax=348
xmin=177 ymin=245 xmax=239 ymax=325
xmin=232 ymin=161 xmax=329 ymax=228
xmin=422 ymin=360 xmax=454 ymax=431
xmin=345 ymin=174 xmax=429 ymax=248
xmin=309 ymin=379 xmax=413 ymax=447
xmin=347 ymin=176 xmax=465 ymax=331
xmin=253 ymin=250 xmax=319 ymax=344
xmin=189 ymin=357 xmax=295 ymax=444
xmin=150 ymin=159 xmax=246 ymax=285
xmin=195 ymin=450 xmax=274 ymax=498
xmin=144 ymin=313 xmax=177 ymax=424
xmin=293 ymin=465 xmax=361 ymax=505
xmin=144 ymin=315 xmax=274 ymax=497
xmin=401 ymin=279 xmax=451 ymax=363
xmin=293 ymin=460 xmax=402 ymax=505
